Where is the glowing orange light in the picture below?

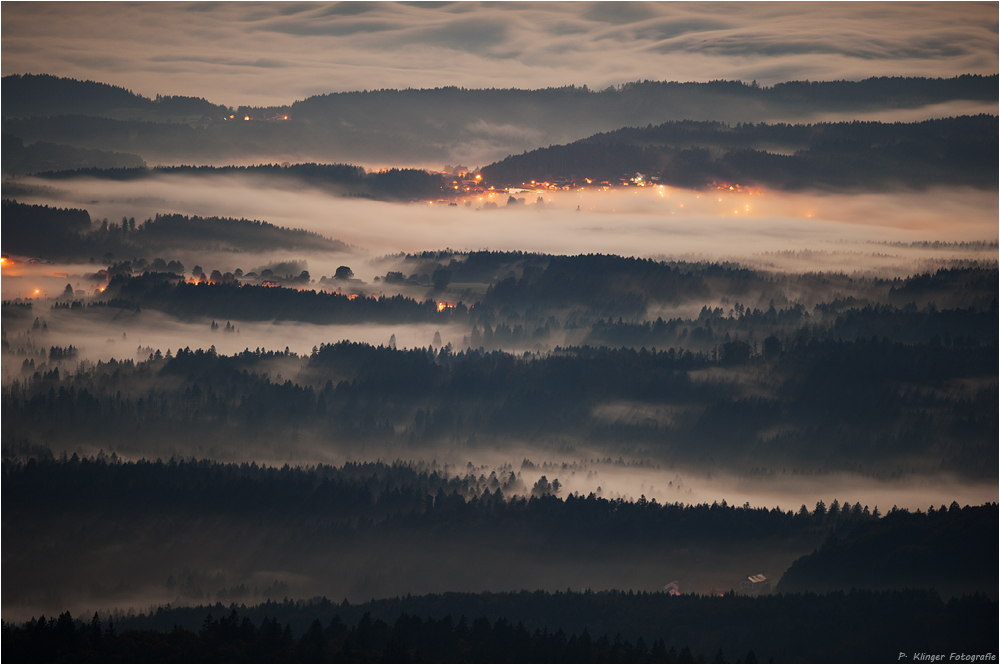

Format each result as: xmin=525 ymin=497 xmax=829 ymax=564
xmin=437 ymin=302 xmax=455 ymax=312
xmin=244 ymin=115 xmax=250 ymax=121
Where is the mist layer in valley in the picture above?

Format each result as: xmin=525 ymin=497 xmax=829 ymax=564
xmin=5 ymin=456 xmax=995 ymax=625
xmin=5 ymin=172 xmax=996 ymax=266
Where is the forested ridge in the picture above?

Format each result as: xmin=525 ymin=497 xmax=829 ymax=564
xmin=4 ymin=455 xmax=887 ymax=537
xmin=4 ymin=334 xmax=996 ymax=475
xmin=4 ymin=454 xmax=995 ymax=662
xmin=2 ymin=200 xmax=351 ymax=259
xmin=5 ymin=73 xmax=995 ymax=167
xmin=4 ymin=588 xmax=996 ymax=663
xmin=7 ymin=74 xmax=995 ymax=122
xmin=2 ymin=134 xmax=145 ymax=176
xmin=479 ymin=115 xmax=998 ymax=191
xmin=2 ymin=74 xmax=229 ymax=119
xmin=777 ymin=502 xmax=997 ymax=594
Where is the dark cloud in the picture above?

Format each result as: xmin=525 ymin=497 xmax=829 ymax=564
xmin=581 ymin=2 xmax=665 ymax=26
xmin=400 ymin=1 xmax=467 ymax=11
xmin=541 ymin=20 xmax=592 ymax=37
xmin=399 ymin=18 xmax=511 ymax=55
xmin=146 ymin=54 xmax=288 ymax=70
xmin=148 ymin=54 xmax=228 ymax=65
xmin=231 ymin=58 xmax=289 ymax=69
xmin=633 ymin=18 xmax=735 ymax=42
xmin=183 ymin=2 xmax=228 ymax=13
xmin=279 ymin=2 xmax=329 ymax=17
xmin=256 ymin=18 xmax=403 ymax=37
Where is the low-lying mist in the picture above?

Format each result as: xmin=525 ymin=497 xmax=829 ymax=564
xmin=8 ymin=174 xmax=996 ymax=275
xmin=4 ymin=451 xmax=994 ymax=625
xmin=1 ymin=306 xmax=470 ymax=382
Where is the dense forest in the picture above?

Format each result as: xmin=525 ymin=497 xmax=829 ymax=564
xmin=2 ymin=134 xmax=145 ymax=176
xmin=4 ymin=453 xmax=995 ymax=654
xmin=777 ymin=503 xmax=997 ymax=595
xmin=2 ymin=200 xmax=352 ymax=260
xmin=5 ymin=588 xmax=997 ymax=663
xmin=7 ymin=74 xmax=995 ymax=122
xmin=4 ymin=307 xmax=996 ymax=474
xmin=27 ymin=163 xmax=451 ymax=200
xmin=2 ymin=74 xmax=230 ymax=120
xmin=4 ymin=160 xmax=450 ymax=200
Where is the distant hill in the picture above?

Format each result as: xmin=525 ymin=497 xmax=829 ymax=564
xmin=1 ymin=134 xmax=145 ymax=175
xmin=479 ymin=115 xmax=999 ymax=191
xmin=2 ymin=74 xmax=230 ymax=120
xmin=1 ymin=200 xmax=351 ymax=260
xmin=3 ymin=74 xmax=151 ymax=118
xmin=3 ymin=74 xmax=995 ymax=167
xmin=776 ymin=503 xmax=998 ymax=597
xmin=282 ymin=75 xmax=997 ymax=128
xmin=27 ymin=163 xmax=450 ymax=202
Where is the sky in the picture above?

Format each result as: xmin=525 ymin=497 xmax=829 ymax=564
xmin=3 ymin=2 xmax=997 ymax=107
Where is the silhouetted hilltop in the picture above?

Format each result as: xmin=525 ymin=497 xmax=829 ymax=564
xmin=4 ymin=74 xmax=995 ymax=166
xmin=1 ymin=134 xmax=145 ymax=175
xmin=283 ymin=75 xmax=998 ymax=126
xmin=776 ymin=502 xmax=998 ymax=596
xmin=20 ymin=163 xmax=449 ymax=202
xmin=1 ymin=200 xmax=350 ymax=259
xmin=2 ymin=73 xmax=230 ymax=119
xmin=479 ymin=115 xmax=998 ymax=191
xmin=5 ymin=588 xmax=996 ymax=663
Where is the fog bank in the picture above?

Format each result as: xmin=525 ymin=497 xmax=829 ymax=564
xmin=10 ymin=175 xmax=997 ymax=275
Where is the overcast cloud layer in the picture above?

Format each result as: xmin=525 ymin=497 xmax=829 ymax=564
xmin=3 ymin=2 xmax=997 ymax=107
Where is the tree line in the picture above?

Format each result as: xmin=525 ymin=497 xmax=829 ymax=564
xmin=5 ymin=588 xmax=996 ymax=663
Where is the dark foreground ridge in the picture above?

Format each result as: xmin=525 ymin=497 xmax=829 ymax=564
xmin=5 ymin=589 xmax=996 ymax=663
